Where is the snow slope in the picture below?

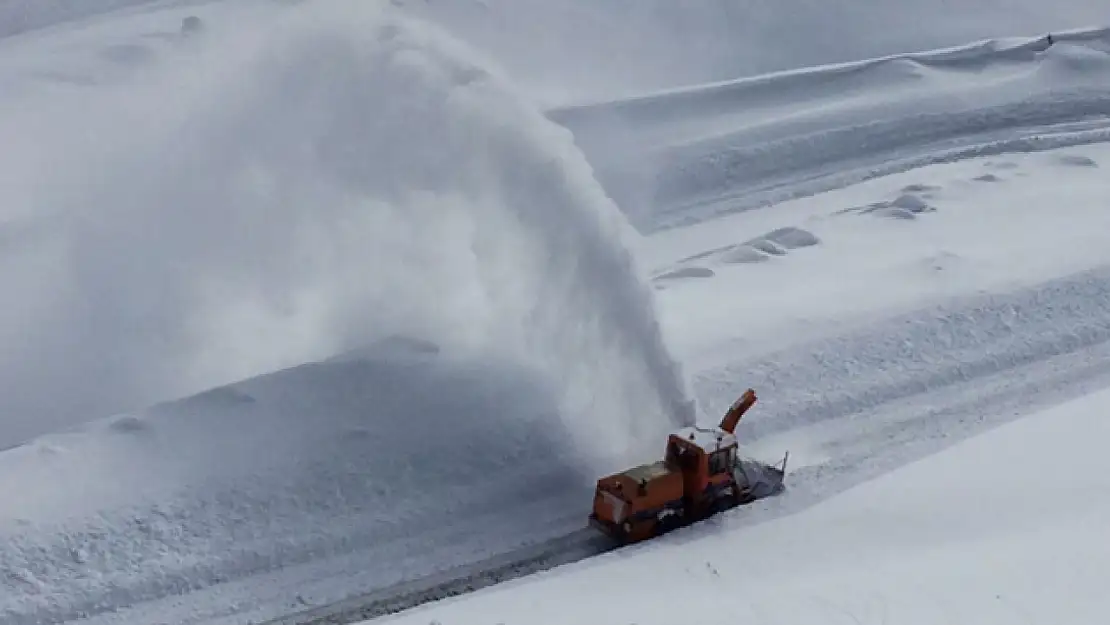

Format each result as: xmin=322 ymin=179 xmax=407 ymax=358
xmin=3 ymin=1 xmax=1110 ymax=624
xmin=5 ymin=0 xmax=1110 ymax=102
xmin=554 ymin=27 xmax=1110 ymax=232
xmin=380 ymin=385 xmax=1110 ymax=625
xmin=404 ymin=0 xmax=1110 ymax=103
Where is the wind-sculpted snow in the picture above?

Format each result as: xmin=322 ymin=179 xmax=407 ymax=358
xmin=0 ymin=1 xmax=691 ymax=459
xmin=402 ymin=0 xmax=1110 ymax=102
xmin=6 ymin=0 xmax=1110 ymax=102
xmin=552 ymin=28 xmax=1110 ymax=232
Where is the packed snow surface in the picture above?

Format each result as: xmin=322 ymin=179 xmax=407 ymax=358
xmin=2 ymin=1 xmax=1110 ymax=624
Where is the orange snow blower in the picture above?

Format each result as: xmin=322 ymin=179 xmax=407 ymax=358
xmin=588 ymin=389 xmax=787 ymax=544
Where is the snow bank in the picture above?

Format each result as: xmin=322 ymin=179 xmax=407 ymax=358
xmin=553 ymin=28 xmax=1110 ymax=231
xmin=0 ymin=344 xmax=592 ymax=625
xmin=0 ymin=0 xmax=691 ymax=459
xmin=381 ymin=384 xmax=1110 ymax=625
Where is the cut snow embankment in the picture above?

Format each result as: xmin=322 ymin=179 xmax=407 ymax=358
xmin=381 ymin=384 xmax=1110 ymax=625
xmin=0 ymin=343 xmax=592 ymax=625
xmin=551 ymin=27 xmax=1110 ymax=232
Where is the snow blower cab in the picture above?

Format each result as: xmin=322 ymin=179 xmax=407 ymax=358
xmin=589 ymin=389 xmax=787 ymax=544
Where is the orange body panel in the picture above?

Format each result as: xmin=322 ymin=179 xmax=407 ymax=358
xmin=589 ymin=388 xmax=785 ymax=544
xmin=590 ymin=431 xmax=740 ymax=543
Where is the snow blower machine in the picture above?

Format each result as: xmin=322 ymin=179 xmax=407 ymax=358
xmin=588 ymin=389 xmax=787 ymax=544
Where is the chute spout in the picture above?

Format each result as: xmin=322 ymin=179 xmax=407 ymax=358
xmin=718 ymin=388 xmax=756 ymax=434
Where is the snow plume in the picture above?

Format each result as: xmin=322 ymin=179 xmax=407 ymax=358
xmin=0 ymin=0 xmax=691 ymax=465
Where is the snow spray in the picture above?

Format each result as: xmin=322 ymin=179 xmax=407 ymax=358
xmin=0 ymin=0 xmax=691 ymax=465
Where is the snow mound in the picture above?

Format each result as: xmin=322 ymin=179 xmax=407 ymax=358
xmin=1055 ymin=152 xmax=1099 ymax=167
xmin=653 ymin=226 xmax=820 ymax=284
xmin=842 ymin=191 xmax=938 ymax=219
xmin=760 ymin=226 xmax=821 ymax=249
xmin=653 ymin=266 xmax=716 ymax=282
xmin=718 ymin=245 xmax=770 ymax=265
xmin=874 ymin=207 xmax=921 ymax=220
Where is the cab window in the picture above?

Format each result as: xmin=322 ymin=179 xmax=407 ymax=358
xmin=667 ymin=442 xmax=698 ymax=470
xmin=708 ymin=449 xmax=731 ymax=474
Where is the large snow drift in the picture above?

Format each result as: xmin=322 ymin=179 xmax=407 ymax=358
xmin=382 ymin=384 xmax=1110 ymax=625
